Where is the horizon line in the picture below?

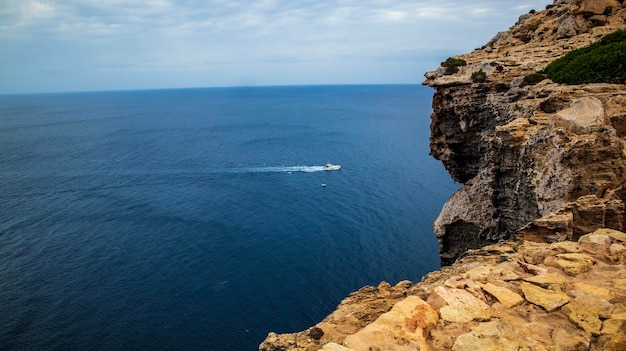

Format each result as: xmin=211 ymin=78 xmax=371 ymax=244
xmin=0 ymin=82 xmax=427 ymax=97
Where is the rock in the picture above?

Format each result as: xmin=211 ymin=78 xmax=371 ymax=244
xmin=426 ymin=286 xmax=489 ymax=310
xmin=478 ymin=282 xmax=525 ymax=308
xmin=517 ymin=260 xmax=549 ymax=275
xmin=523 ymin=272 xmax=569 ymax=287
xmin=569 ymin=294 xmax=615 ymax=319
xmin=613 ymin=279 xmax=626 ymax=295
xmin=425 ymin=0 xmax=626 ymax=265
xmin=602 ymin=335 xmax=626 ymax=351
xmin=342 ymin=296 xmax=437 ymax=351
xmin=611 ymin=305 xmax=626 ymax=320
xmin=551 ymin=327 xmax=592 ymax=351
xmin=439 ymin=304 xmax=491 ymax=323
xmin=545 ymin=253 xmax=595 ymax=275
xmin=309 ymin=327 xmax=324 ymax=340
xmin=573 ymin=0 xmax=613 ymax=17
xmin=464 ymin=267 xmax=493 ymax=283
xmin=602 ymin=318 xmax=626 ymax=335
xmin=318 ymin=343 xmax=354 ymax=351
xmin=549 ymin=240 xmax=581 ymax=254
xmin=578 ymin=233 xmax=613 ymax=253
xmin=444 ymin=276 xmax=469 ymax=289
xmin=588 ymin=14 xmax=608 ymax=26
xmin=572 ymin=282 xmax=613 ymax=301
xmin=609 ymin=243 xmax=626 ymax=262
xmin=451 ymin=333 xmax=500 ymax=351
xmin=594 ymin=228 xmax=626 ymax=243
xmin=520 ymin=282 xmax=571 ymax=312
xmin=555 ymin=97 xmax=605 ymax=133
xmin=561 ymin=302 xmax=603 ymax=335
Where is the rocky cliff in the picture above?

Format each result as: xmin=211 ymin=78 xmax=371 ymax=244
xmin=260 ymin=1 xmax=626 ymax=349
xmin=425 ymin=0 xmax=626 ymax=265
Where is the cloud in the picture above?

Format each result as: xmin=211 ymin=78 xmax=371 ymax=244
xmin=0 ymin=0 xmax=552 ymax=93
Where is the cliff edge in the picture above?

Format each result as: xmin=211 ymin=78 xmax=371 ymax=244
xmin=261 ymin=1 xmax=626 ymax=349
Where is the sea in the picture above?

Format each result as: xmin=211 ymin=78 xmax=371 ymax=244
xmin=0 ymin=85 xmax=459 ymax=350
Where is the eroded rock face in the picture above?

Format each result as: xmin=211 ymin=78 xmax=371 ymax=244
xmin=424 ymin=0 xmax=626 ymax=265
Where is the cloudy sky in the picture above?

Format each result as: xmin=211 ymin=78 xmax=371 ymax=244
xmin=0 ymin=0 xmax=550 ymax=94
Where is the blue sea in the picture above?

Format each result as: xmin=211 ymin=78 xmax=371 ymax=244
xmin=0 ymin=85 xmax=458 ymax=350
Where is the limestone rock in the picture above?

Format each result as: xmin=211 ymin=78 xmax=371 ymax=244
xmin=520 ymin=282 xmax=571 ymax=312
xmin=439 ymin=304 xmax=491 ymax=323
xmin=573 ymin=0 xmax=615 ymax=17
xmin=426 ymin=286 xmax=489 ymax=310
xmin=451 ymin=333 xmax=500 ymax=351
xmin=561 ymin=302 xmax=603 ymax=335
xmin=424 ymin=0 xmax=626 ymax=265
xmin=611 ymin=305 xmax=626 ymax=320
xmin=594 ymin=228 xmax=626 ymax=243
xmin=555 ymin=97 xmax=605 ymax=133
xmin=342 ymin=296 xmax=437 ymax=351
xmin=523 ymin=272 xmax=569 ymax=287
xmin=609 ymin=243 xmax=626 ymax=263
xmin=551 ymin=327 xmax=591 ymax=351
xmin=549 ymin=241 xmax=581 ymax=254
xmin=479 ymin=282 xmax=525 ymax=308
xmin=571 ymin=282 xmax=613 ymax=301
xmin=545 ymin=253 xmax=595 ymax=275
xmin=578 ymin=233 xmax=613 ymax=253
xmin=602 ymin=318 xmax=626 ymax=335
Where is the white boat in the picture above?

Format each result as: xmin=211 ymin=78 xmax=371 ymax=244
xmin=324 ymin=163 xmax=341 ymax=171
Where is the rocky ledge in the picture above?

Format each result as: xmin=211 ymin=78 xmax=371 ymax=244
xmin=260 ymin=229 xmax=626 ymax=350
xmin=261 ymin=1 xmax=626 ymax=349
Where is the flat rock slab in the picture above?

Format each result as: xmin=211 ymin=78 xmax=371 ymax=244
xmin=520 ymin=282 xmax=571 ymax=312
xmin=479 ymin=282 xmax=525 ymax=308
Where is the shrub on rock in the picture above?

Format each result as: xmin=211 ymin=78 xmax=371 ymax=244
xmin=542 ymin=29 xmax=626 ymax=84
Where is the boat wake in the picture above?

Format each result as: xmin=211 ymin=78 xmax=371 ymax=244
xmin=236 ymin=165 xmax=328 ymax=173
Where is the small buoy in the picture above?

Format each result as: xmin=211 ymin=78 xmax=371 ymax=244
xmin=321 ymin=183 xmax=327 ymax=187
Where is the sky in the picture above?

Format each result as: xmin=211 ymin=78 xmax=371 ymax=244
xmin=0 ymin=0 xmax=551 ymax=94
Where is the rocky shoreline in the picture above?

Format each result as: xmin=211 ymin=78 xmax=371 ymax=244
xmin=261 ymin=1 xmax=626 ymax=349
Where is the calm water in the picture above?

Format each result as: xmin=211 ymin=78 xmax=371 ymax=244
xmin=0 ymin=85 xmax=457 ymax=350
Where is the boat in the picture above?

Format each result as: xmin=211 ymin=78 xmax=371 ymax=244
xmin=324 ymin=163 xmax=341 ymax=171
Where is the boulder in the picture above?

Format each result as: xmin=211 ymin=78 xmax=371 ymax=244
xmin=573 ymin=0 xmax=613 ymax=17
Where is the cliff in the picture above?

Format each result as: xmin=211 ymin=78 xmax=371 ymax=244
xmin=260 ymin=1 xmax=626 ymax=350
xmin=425 ymin=0 xmax=626 ymax=266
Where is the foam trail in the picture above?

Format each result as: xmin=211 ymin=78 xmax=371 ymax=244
xmin=238 ymin=166 xmax=326 ymax=173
